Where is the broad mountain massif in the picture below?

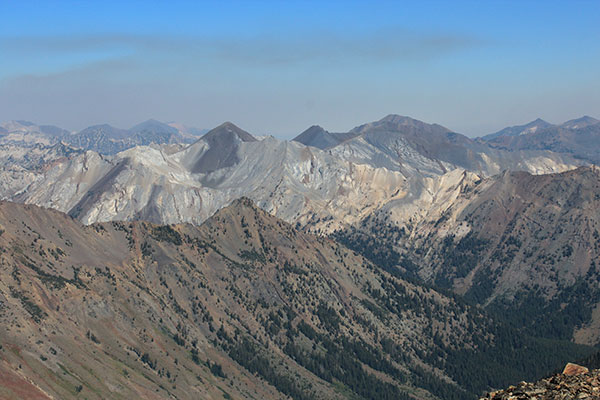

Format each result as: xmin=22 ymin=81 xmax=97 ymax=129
xmin=0 ymin=199 xmax=592 ymax=399
xmin=0 ymin=114 xmax=599 ymax=399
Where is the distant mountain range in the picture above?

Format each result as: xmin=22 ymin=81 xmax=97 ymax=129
xmin=0 ymin=115 xmax=581 ymax=229
xmin=480 ymin=116 xmax=600 ymax=163
xmin=2 ymin=114 xmax=598 ymax=159
xmin=0 ymin=119 xmax=208 ymax=154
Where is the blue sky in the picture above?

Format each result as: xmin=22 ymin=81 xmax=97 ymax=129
xmin=0 ymin=1 xmax=598 ymax=137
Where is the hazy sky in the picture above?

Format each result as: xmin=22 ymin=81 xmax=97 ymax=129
xmin=0 ymin=1 xmax=599 ymax=138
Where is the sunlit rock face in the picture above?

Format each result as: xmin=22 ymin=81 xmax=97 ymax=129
xmin=0 ymin=117 xmax=581 ymax=233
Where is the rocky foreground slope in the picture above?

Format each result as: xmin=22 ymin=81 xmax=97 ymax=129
xmin=480 ymin=364 xmax=600 ymax=400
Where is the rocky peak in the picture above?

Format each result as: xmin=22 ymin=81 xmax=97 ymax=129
xmin=187 ymin=122 xmax=257 ymax=174
xmin=292 ymin=125 xmax=348 ymax=149
xmin=15 ymin=120 xmax=36 ymax=127
xmin=201 ymin=122 xmax=257 ymax=143
xmin=563 ymin=363 xmax=590 ymax=376
xmin=205 ymin=196 xmax=294 ymax=239
xmin=296 ymin=125 xmax=328 ymax=139
xmin=228 ymin=196 xmax=257 ymax=209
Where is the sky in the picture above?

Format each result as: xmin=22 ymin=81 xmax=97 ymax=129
xmin=0 ymin=1 xmax=599 ymax=138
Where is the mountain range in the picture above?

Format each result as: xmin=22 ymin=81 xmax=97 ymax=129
xmin=333 ymin=166 xmax=600 ymax=345
xmin=0 ymin=115 xmax=584 ymax=228
xmin=1 ymin=113 xmax=600 ymax=399
xmin=481 ymin=116 xmax=600 ymax=164
xmin=0 ymin=199 xmax=592 ymax=399
xmin=0 ymin=119 xmax=208 ymax=155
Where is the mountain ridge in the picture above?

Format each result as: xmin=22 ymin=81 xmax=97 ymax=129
xmin=332 ymin=166 xmax=600 ymax=347
xmin=0 ymin=199 xmax=594 ymax=400
xmin=0 ymin=119 xmax=208 ymax=154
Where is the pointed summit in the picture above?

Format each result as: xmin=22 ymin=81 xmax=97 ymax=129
xmin=201 ymin=122 xmax=256 ymax=143
xmin=293 ymin=125 xmax=354 ymax=149
xmin=189 ymin=122 xmax=256 ymax=174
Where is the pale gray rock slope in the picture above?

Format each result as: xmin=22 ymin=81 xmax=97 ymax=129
xmin=0 ymin=142 xmax=84 ymax=200
xmin=7 ymin=128 xmax=408 ymax=228
xmin=299 ymin=115 xmax=578 ymax=177
xmin=0 ymin=117 xmax=583 ymax=232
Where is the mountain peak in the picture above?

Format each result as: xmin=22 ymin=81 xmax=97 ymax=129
xmin=188 ymin=123 xmax=256 ymax=174
xmin=293 ymin=125 xmax=358 ymax=149
xmin=350 ymin=114 xmax=451 ymax=135
xmin=379 ymin=114 xmax=416 ymax=124
xmin=207 ymin=196 xmax=261 ymax=224
xmin=293 ymin=125 xmax=328 ymax=144
xmin=561 ymin=115 xmax=600 ymax=129
xmin=129 ymin=119 xmax=178 ymax=134
xmin=132 ymin=118 xmax=163 ymax=127
xmin=294 ymin=125 xmax=326 ymax=139
xmin=201 ymin=122 xmax=256 ymax=143
xmin=229 ymin=196 xmax=256 ymax=210
xmin=77 ymin=123 xmax=128 ymax=140
xmin=483 ymin=118 xmax=554 ymax=140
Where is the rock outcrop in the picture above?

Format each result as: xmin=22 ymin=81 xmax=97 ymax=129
xmin=480 ymin=364 xmax=599 ymax=400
